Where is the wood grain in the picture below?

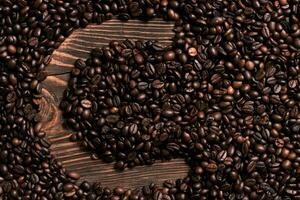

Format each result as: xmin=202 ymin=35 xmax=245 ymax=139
xmin=40 ymin=19 xmax=189 ymax=189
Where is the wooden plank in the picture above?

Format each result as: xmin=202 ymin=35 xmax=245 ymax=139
xmin=40 ymin=18 xmax=189 ymax=189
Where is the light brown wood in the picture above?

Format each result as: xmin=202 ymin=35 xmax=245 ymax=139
xmin=40 ymin=19 xmax=189 ymax=189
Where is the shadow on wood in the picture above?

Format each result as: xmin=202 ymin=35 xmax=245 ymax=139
xmin=40 ymin=19 xmax=189 ymax=189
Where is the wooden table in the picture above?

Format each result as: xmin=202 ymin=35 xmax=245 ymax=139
xmin=39 ymin=19 xmax=189 ymax=189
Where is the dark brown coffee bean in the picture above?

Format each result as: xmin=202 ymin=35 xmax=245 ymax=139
xmin=152 ymin=80 xmax=164 ymax=89
xmin=245 ymin=61 xmax=255 ymax=70
xmin=208 ymin=46 xmax=218 ymax=57
xmin=0 ymin=164 xmax=8 ymax=175
xmin=217 ymin=150 xmax=227 ymax=162
xmin=6 ymin=92 xmax=17 ymax=102
xmin=106 ymin=115 xmax=120 ymax=124
xmin=28 ymin=37 xmax=39 ymax=47
xmin=7 ymin=59 xmax=17 ymax=69
xmin=282 ymin=160 xmax=292 ymax=170
xmin=7 ymin=45 xmax=17 ymax=54
xmin=114 ymin=187 xmax=125 ymax=195
xmin=75 ymin=59 xmax=86 ymax=69
xmin=163 ymin=51 xmax=175 ymax=61
xmin=137 ymin=82 xmax=148 ymax=90
xmin=188 ymin=47 xmax=197 ymax=57
xmin=255 ymin=144 xmax=266 ymax=153
xmin=247 ymin=161 xmax=256 ymax=173
xmin=129 ymin=124 xmax=138 ymax=134
xmin=81 ymin=99 xmax=92 ymax=109
xmin=294 ymin=38 xmax=300 ymax=48
xmin=67 ymin=171 xmax=80 ymax=180
xmin=134 ymin=54 xmax=144 ymax=65
xmin=63 ymin=183 xmax=74 ymax=192
xmin=206 ymin=163 xmax=218 ymax=173
xmin=162 ymin=109 xmax=175 ymax=118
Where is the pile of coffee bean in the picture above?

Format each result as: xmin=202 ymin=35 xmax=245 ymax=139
xmin=1 ymin=0 xmax=300 ymax=199
xmin=60 ymin=39 xmax=204 ymax=169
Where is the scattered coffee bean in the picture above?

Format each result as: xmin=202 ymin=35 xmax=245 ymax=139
xmin=188 ymin=47 xmax=197 ymax=57
xmin=0 ymin=0 xmax=299 ymax=199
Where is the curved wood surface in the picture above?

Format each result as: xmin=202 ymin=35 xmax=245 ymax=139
xmin=40 ymin=19 xmax=189 ymax=189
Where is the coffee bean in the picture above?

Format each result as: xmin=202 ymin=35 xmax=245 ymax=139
xmin=129 ymin=124 xmax=138 ymax=134
xmin=67 ymin=171 xmax=81 ymax=180
xmin=64 ymin=190 xmax=76 ymax=198
xmin=134 ymin=54 xmax=144 ymax=65
xmin=208 ymin=46 xmax=218 ymax=57
xmin=75 ymin=59 xmax=86 ymax=69
xmin=206 ymin=163 xmax=218 ymax=173
xmin=33 ymin=0 xmax=43 ymax=8
xmin=211 ymin=17 xmax=224 ymax=25
xmin=28 ymin=37 xmax=39 ymax=47
xmin=137 ymin=82 xmax=148 ymax=90
xmin=247 ymin=161 xmax=256 ymax=173
xmin=279 ymin=0 xmax=288 ymax=5
xmin=152 ymin=80 xmax=164 ymax=89
xmin=188 ymin=47 xmax=197 ymax=57
xmin=281 ymin=148 xmax=290 ymax=158
xmin=255 ymin=144 xmax=266 ymax=153
xmin=294 ymin=38 xmax=300 ymax=48
xmin=114 ymin=187 xmax=125 ymax=195
xmin=162 ymin=109 xmax=175 ymax=118
xmin=217 ymin=150 xmax=227 ymax=162
xmin=81 ymin=99 xmax=92 ymax=109
xmin=105 ymin=114 xmax=119 ymax=124
xmin=245 ymin=61 xmax=255 ymax=70
xmin=7 ymin=59 xmax=17 ymax=69
xmin=12 ymin=138 xmax=21 ymax=146
xmin=282 ymin=160 xmax=292 ymax=170
xmin=7 ymin=45 xmax=16 ymax=54
xmin=0 ymin=164 xmax=8 ymax=175
xmin=275 ymin=138 xmax=284 ymax=148
xmin=6 ymin=92 xmax=17 ymax=103
xmin=163 ymin=51 xmax=175 ymax=61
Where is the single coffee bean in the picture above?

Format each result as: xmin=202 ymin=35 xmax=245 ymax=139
xmin=245 ymin=61 xmax=255 ymax=70
xmin=28 ymin=37 xmax=39 ymax=47
xmin=67 ymin=171 xmax=80 ymax=180
xmin=163 ymin=51 xmax=175 ymax=61
xmin=188 ymin=47 xmax=197 ymax=57
xmin=134 ymin=54 xmax=144 ymax=65
xmin=7 ymin=45 xmax=17 ymax=54
xmin=217 ymin=150 xmax=227 ymax=162
xmin=81 ymin=99 xmax=92 ymax=109
xmin=75 ymin=59 xmax=86 ymax=69
xmin=152 ymin=80 xmax=164 ymax=89
xmin=282 ymin=160 xmax=292 ymax=170
xmin=206 ymin=163 xmax=218 ymax=173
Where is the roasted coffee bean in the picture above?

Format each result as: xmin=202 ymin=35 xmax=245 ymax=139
xmin=163 ymin=51 xmax=175 ymax=61
xmin=28 ymin=37 xmax=39 ymax=47
xmin=67 ymin=171 xmax=81 ymax=180
xmin=106 ymin=114 xmax=120 ymax=123
xmin=247 ymin=161 xmax=256 ymax=173
xmin=81 ymin=99 xmax=92 ymax=109
xmin=206 ymin=163 xmax=218 ymax=173
xmin=217 ymin=150 xmax=227 ymax=162
xmin=152 ymin=80 xmax=164 ymax=89
xmin=75 ymin=59 xmax=86 ymax=69
xmin=188 ymin=47 xmax=197 ymax=57
xmin=7 ymin=45 xmax=17 ymax=54
xmin=282 ymin=160 xmax=292 ymax=170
